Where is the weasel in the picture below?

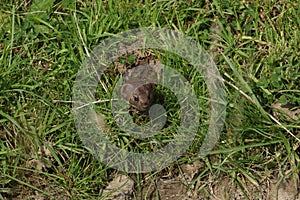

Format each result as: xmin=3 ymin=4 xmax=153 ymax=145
xmin=120 ymin=64 xmax=160 ymax=111
xmin=121 ymin=80 xmax=155 ymax=111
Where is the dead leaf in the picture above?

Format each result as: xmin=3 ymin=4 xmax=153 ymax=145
xmin=272 ymin=103 xmax=300 ymax=121
xmin=102 ymin=174 xmax=134 ymax=200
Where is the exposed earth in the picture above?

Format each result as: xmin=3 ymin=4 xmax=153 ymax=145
xmin=101 ymin=161 xmax=299 ymax=200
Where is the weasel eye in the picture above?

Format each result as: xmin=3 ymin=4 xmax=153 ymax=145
xmin=148 ymin=94 xmax=151 ymax=100
xmin=133 ymin=96 xmax=139 ymax=102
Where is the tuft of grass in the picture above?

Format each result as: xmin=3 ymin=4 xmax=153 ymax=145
xmin=1 ymin=0 xmax=299 ymax=199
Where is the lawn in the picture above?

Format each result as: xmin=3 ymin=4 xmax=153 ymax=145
xmin=1 ymin=0 xmax=300 ymax=199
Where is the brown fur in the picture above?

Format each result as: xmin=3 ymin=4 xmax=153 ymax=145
xmin=121 ymin=81 xmax=155 ymax=111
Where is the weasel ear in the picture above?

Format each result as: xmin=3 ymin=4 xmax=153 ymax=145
xmin=120 ymin=83 xmax=134 ymax=100
xmin=145 ymin=83 xmax=155 ymax=91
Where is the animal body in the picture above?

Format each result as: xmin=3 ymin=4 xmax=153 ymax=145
xmin=120 ymin=64 xmax=161 ymax=111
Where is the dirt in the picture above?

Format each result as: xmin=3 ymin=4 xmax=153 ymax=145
xmin=100 ymin=161 xmax=299 ymax=200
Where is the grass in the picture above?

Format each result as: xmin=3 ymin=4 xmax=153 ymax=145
xmin=1 ymin=0 xmax=300 ymax=199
